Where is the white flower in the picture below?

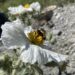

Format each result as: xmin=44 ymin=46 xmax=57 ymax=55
xmin=1 ymin=19 xmax=68 ymax=65
xmin=8 ymin=5 xmax=32 ymax=15
xmin=8 ymin=2 xmax=41 ymax=15
xmin=20 ymin=44 xmax=68 ymax=64
xmin=8 ymin=5 xmax=25 ymax=15
xmin=30 ymin=2 xmax=41 ymax=12
xmin=1 ymin=18 xmax=29 ymax=49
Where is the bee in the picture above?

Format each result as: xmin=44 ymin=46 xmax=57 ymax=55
xmin=28 ymin=28 xmax=46 ymax=45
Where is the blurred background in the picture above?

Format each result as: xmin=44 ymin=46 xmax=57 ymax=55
xmin=0 ymin=0 xmax=75 ymax=12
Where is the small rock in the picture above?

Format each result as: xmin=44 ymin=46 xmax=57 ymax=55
xmin=42 ymin=5 xmax=57 ymax=14
xmin=47 ymin=21 xmax=54 ymax=28
xmin=52 ymin=30 xmax=62 ymax=35
xmin=58 ymin=31 xmax=62 ymax=36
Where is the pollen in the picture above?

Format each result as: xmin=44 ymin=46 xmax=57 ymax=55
xmin=24 ymin=4 xmax=30 ymax=8
xmin=28 ymin=31 xmax=44 ymax=45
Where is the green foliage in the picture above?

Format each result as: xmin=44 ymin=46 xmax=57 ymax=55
xmin=0 ymin=0 xmax=7 ymax=3
xmin=13 ymin=63 xmax=43 ymax=75
xmin=0 ymin=0 xmax=75 ymax=12
xmin=0 ymin=55 xmax=12 ymax=75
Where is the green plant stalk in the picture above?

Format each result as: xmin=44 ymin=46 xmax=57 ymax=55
xmin=11 ymin=59 xmax=21 ymax=75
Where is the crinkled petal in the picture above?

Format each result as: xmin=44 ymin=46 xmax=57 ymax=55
xmin=1 ymin=18 xmax=29 ymax=49
xmin=20 ymin=45 xmax=68 ymax=65
xmin=30 ymin=2 xmax=41 ymax=11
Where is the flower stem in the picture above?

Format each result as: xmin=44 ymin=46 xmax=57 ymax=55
xmin=11 ymin=59 xmax=21 ymax=75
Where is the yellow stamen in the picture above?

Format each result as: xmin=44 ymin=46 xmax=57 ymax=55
xmin=28 ymin=31 xmax=44 ymax=45
xmin=24 ymin=4 xmax=30 ymax=8
xmin=35 ymin=36 xmax=43 ymax=44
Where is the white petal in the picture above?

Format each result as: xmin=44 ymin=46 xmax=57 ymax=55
xmin=30 ymin=2 xmax=41 ymax=11
xmin=20 ymin=45 xmax=68 ymax=65
xmin=8 ymin=5 xmax=33 ymax=15
xmin=24 ymin=8 xmax=33 ymax=12
xmin=8 ymin=5 xmax=26 ymax=15
xmin=24 ymin=26 xmax=34 ymax=38
xmin=1 ymin=19 xmax=29 ymax=49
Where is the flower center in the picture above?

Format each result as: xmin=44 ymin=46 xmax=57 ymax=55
xmin=28 ymin=30 xmax=46 ymax=45
xmin=24 ymin=4 xmax=30 ymax=8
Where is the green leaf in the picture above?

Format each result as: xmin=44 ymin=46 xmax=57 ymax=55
xmin=31 ymin=64 xmax=43 ymax=75
xmin=45 ymin=61 xmax=58 ymax=67
xmin=46 ymin=32 xmax=52 ymax=41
